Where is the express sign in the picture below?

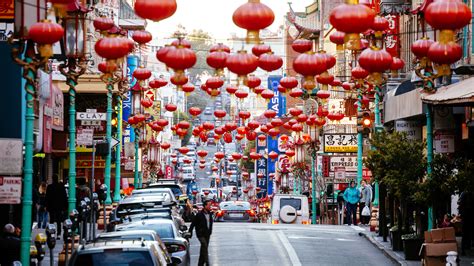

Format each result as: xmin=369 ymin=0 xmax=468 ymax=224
xmin=329 ymin=156 xmax=358 ymax=172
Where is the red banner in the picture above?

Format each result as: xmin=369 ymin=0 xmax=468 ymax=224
xmin=384 ymin=14 xmax=400 ymax=58
xmin=165 ymin=165 xmax=173 ymax=179
xmin=0 ymin=0 xmax=14 ymax=20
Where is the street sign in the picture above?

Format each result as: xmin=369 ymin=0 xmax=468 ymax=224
xmin=145 ymin=90 xmax=155 ymax=101
xmin=110 ymin=137 xmax=120 ymax=149
xmin=395 ymin=120 xmax=422 ymax=140
xmin=0 ymin=176 xmax=22 ymax=204
xmin=76 ymin=112 xmax=106 ymax=121
xmin=77 ymin=128 xmax=94 ymax=146
xmin=334 ymin=167 xmax=346 ymax=180
xmin=329 ymin=156 xmax=358 ymax=172
xmin=0 ymin=139 xmax=23 ymax=175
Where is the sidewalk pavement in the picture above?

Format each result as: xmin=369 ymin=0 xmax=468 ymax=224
xmin=358 ymin=225 xmax=474 ymax=266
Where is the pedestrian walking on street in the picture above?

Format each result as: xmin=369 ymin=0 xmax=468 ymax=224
xmin=0 ymin=224 xmax=21 ymax=266
xmin=343 ymin=181 xmax=360 ymax=226
xmin=37 ymin=182 xmax=48 ymax=229
xmin=46 ymin=174 xmax=68 ymax=239
xmin=359 ymin=180 xmax=372 ymax=225
xmin=189 ymin=200 xmax=213 ymax=266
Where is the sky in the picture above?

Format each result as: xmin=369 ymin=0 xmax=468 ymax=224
xmin=148 ymin=0 xmax=315 ymax=41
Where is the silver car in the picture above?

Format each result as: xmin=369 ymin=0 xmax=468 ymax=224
xmin=216 ymin=201 xmax=257 ymax=222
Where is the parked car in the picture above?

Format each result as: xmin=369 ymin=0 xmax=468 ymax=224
xmin=207 ymin=138 xmax=216 ymax=146
xmin=115 ymin=219 xmax=191 ymax=266
xmin=148 ymin=179 xmax=185 ymax=198
xmin=68 ymin=239 xmax=179 ymax=266
xmin=131 ymin=188 xmax=177 ymax=203
xmin=215 ymin=201 xmax=256 ymax=222
xmin=198 ymin=188 xmax=217 ymax=200
xmin=204 ymin=107 xmax=212 ymax=115
xmin=110 ymin=195 xmax=178 ymax=224
xmin=271 ymin=194 xmax=310 ymax=225
xmin=181 ymin=166 xmax=195 ymax=181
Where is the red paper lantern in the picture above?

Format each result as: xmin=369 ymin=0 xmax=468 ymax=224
xmin=246 ymin=131 xmax=257 ymax=141
xmin=215 ymin=152 xmax=225 ymax=160
xmin=132 ymin=30 xmax=153 ymax=45
xmin=189 ymin=107 xmax=202 ymax=117
xmin=268 ymin=128 xmax=280 ymax=139
xmin=285 ymin=149 xmax=295 ymax=157
xmin=292 ymin=39 xmax=313 ymax=53
xmin=197 ymin=150 xmax=208 ymax=158
xmin=165 ymin=103 xmax=177 ymax=112
xmin=156 ymin=45 xmax=173 ymax=64
xmin=270 ymin=118 xmax=283 ymax=127
xmin=223 ymin=132 xmax=233 ymax=143
xmin=316 ymin=90 xmax=331 ymax=100
xmin=390 ymin=57 xmax=405 ymax=72
xmin=291 ymin=123 xmax=303 ymax=132
xmin=261 ymin=89 xmax=274 ymax=101
xmin=214 ymin=109 xmax=227 ymax=119
xmin=182 ymin=83 xmax=195 ymax=94
xmin=93 ymin=17 xmax=114 ymax=32
xmin=351 ymin=66 xmax=369 ymax=80
xmin=160 ymin=142 xmax=170 ymax=150
xmin=94 ymin=37 xmax=130 ymax=60
xmin=425 ymin=0 xmax=471 ymax=31
xmin=140 ymin=98 xmax=153 ymax=108
xmin=232 ymin=0 xmax=275 ymax=43
xmin=358 ymin=48 xmax=393 ymax=74
xmin=247 ymin=120 xmax=260 ymax=130
xmin=280 ymin=77 xmax=298 ymax=89
xmin=156 ymin=119 xmax=169 ymax=127
xmin=226 ymin=85 xmax=238 ymax=94
xmin=206 ymin=77 xmax=224 ymax=89
xmin=232 ymin=153 xmax=243 ymax=160
xmin=206 ymin=51 xmax=229 ymax=75
xmin=289 ymin=88 xmax=304 ymax=98
xmin=226 ymin=50 xmax=259 ymax=78
xmin=411 ymin=38 xmax=434 ymax=59
xmin=258 ymin=52 xmax=283 ymax=72
xmin=98 ymin=62 xmax=117 ymax=74
xmin=133 ymin=67 xmax=152 ymax=81
xmin=235 ymin=89 xmax=249 ymax=99
xmin=293 ymin=52 xmax=326 ymax=89
xmin=149 ymin=78 xmax=168 ymax=89
xmin=329 ymin=30 xmax=345 ymax=50
xmin=28 ymin=20 xmax=64 ymax=45
xmin=428 ymin=42 xmax=462 ymax=65
xmin=238 ymin=111 xmax=251 ymax=121
xmin=289 ymin=108 xmax=302 ymax=117
xmin=246 ymin=75 xmax=261 ymax=88
xmin=134 ymin=0 xmax=177 ymax=22
xmin=263 ymin=110 xmax=277 ymax=119
xmin=268 ymin=151 xmax=278 ymax=160
xmin=251 ymin=44 xmax=272 ymax=57
xmin=178 ymin=146 xmax=189 ymax=154
xmin=249 ymin=152 xmax=261 ymax=161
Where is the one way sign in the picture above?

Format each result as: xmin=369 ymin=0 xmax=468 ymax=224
xmin=110 ymin=137 xmax=120 ymax=149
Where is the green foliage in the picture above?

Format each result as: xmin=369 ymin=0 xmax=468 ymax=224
xmin=364 ymin=131 xmax=426 ymax=202
xmin=240 ymin=140 xmax=255 ymax=173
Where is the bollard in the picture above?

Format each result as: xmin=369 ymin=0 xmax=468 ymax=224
xmin=446 ymin=251 xmax=458 ymax=266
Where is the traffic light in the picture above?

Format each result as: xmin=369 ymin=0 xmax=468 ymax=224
xmin=357 ymin=111 xmax=372 ymax=136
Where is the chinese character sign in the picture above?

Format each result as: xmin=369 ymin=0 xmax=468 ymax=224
xmin=324 ymin=134 xmax=358 ymax=153
xmin=256 ymin=132 xmax=267 ymax=197
xmin=384 ymin=14 xmax=399 ymax=58
xmin=124 ymin=56 xmax=137 ymax=143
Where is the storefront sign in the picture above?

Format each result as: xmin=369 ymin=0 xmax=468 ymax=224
xmin=322 ymin=155 xmax=330 ymax=177
xmin=0 ymin=139 xmax=23 ymax=175
xmin=77 ymin=112 xmax=106 ymax=121
xmin=384 ymin=14 xmax=399 ymax=57
xmin=267 ymin=75 xmax=283 ymax=195
xmin=165 ymin=165 xmax=173 ymax=179
xmin=0 ymin=0 xmax=14 ymax=20
xmin=51 ymin=85 xmax=64 ymax=130
xmin=76 ymin=160 xmax=111 ymax=168
xmin=329 ymin=156 xmax=358 ymax=172
xmin=395 ymin=120 xmax=422 ymax=140
xmin=334 ymin=167 xmax=346 ymax=180
xmin=0 ymin=23 xmax=13 ymax=42
xmin=256 ymin=132 xmax=267 ymax=196
xmin=434 ymin=131 xmax=455 ymax=154
xmin=324 ymin=134 xmax=358 ymax=153
xmin=0 ymin=177 xmax=22 ymax=204
xmin=124 ymin=159 xmax=134 ymax=171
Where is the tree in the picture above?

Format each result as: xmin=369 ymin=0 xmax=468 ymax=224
xmin=364 ymin=131 xmax=426 ymax=232
xmin=240 ymin=140 xmax=255 ymax=173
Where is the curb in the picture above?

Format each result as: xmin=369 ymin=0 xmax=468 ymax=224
xmin=359 ymin=231 xmax=407 ymax=266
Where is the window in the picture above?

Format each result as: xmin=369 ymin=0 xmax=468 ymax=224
xmin=73 ymin=250 xmax=153 ymax=266
xmin=280 ymin=198 xmax=301 ymax=211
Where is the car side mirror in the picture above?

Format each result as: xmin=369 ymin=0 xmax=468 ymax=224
xmin=169 ymin=256 xmax=182 ymax=265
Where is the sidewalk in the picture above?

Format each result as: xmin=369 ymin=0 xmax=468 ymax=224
xmin=358 ymin=226 xmax=474 ymax=266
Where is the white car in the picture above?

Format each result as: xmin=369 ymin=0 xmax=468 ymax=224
xmin=271 ymin=194 xmax=310 ymax=225
xmin=181 ymin=166 xmax=195 ymax=181
xmin=198 ymin=188 xmax=217 ymax=200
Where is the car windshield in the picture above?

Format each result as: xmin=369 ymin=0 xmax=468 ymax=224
xmin=97 ymin=234 xmax=154 ymax=241
xmin=280 ymin=198 xmax=302 ymax=211
xmin=118 ymin=223 xmax=175 ymax=239
xmin=73 ymin=250 xmax=153 ymax=266
xmin=220 ymin=202 xmax=250 ymax=211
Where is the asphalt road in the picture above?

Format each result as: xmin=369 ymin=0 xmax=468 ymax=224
xmin=188 ymin=223 xmax=395 ymax=266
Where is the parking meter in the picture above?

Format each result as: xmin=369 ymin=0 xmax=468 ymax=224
xmin=69 ymin=209 xmax=79 ymax=232
xmin=30 ymin=245 xmax=38 ymax=265
xmin=98 ymin=184 xmax=108 ymax=202
xmin=63 ymin=219 xmax=73 ymax=266
xmin=34 ymin=233 xmax=46 ymax=264
xmin=45 ymin=224 xmax=56 ymax=266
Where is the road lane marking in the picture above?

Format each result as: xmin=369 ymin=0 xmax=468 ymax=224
xmin=287 ymin=235 xmax=356 ymax=242
xmin=277 ymin=231 xmax=302 ymax=266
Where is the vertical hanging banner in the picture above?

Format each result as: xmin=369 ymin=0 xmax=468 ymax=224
xmin=267 ymin=75 xmax=283 ymax=195
xmin=125 ymin=56 xmax=137 ymax=143
xmin=256 ymin=132 xmax=267 ymax=198
xmin=384 ymin=14 xmax=400 ymax=58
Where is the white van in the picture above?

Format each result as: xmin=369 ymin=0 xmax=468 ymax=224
xmin=181 ymin=166 xmax=195 ymax=181
xmin=271 ymin=194 xmax=310 ymax=225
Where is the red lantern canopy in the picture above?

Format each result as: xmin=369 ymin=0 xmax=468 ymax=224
xmin=232 ymin=0 xmax=275 ymax=43
xmin=285 ymin=149 xmax=295 ymax=158
xmin=140 ymin=98 xmax=153 ymax=108
xmin=134 ymin=0 xmax=177 ymax=22
xmin=292 ymin=39 xmax=313 ymax=53
xmin=316 ymin=90 xmax=331 ymax=100
xmin=156 ymin=45 xmax=173 ymax=64
xmin=226 ymin=85 xmax=238 ymax=95
xmin=226 ymin=50 xmax=259 ymax=79
xmin=132 ymin=30 xmax=153 ymax=45
xmin=258 ymin=52 xmax=283 ymax=72
xmin=215 ymin=152 xmax=225 ymax=160
xmin=28 ymin=20 xmax=64 ymax=58
xmin=293 ymin=52 xmax=327 ymax=89
xmin=133 ymin=67 xmax=152 ymax=81
xmin=189 ymin=107 xmax=202 ymax=117
xmin=197 ymin=150 xmax=208 ymax=158
xmin=206 ymin=77 xmax=224 ymax=89
xmin=178 ymin=146 xmax=190 ymax=154
xmin=268 ymin=128 xmax=280 ymax=139
xmin=358 ymin=47 xmax=393 ymax=85
xmin=261 ymin=89 xmax=274 ymax=101
xmin=246 ymin=131 xmax=257 ymax=141
xmin=165 ymin=103 xmax=177 ymax=112
xmin=238 ymin=111 xmax=251 ymax=121
xmin=149 ymin=78 xmax=168 ymax=89
xmin=246 ymin=75 xmax=261 ymax=88
xmin=268 ymin=151 xmax=278 ymax=160
xmin=235 ymin=89 xmax=249 ymax=99
xmin=329 ymin=3 xmax=375 ymax=50
xmin=223 ymin=132 xmax=233 ymax=143
xmin=94 ymin=37 xmax=130 ymax=61
xmin=249 ymin=152 xmax=261 ymax=161
xmin=280 ymin=77 xmax=298 ymax=90
xmin=329 ymin=31 xmax=345 ymax=51
xmin=164 ymin=43 xmax=196 ymax=75
xmin=214 ymin=109 xmax=227 ymax=119
xmin=289 ymin=88 xmax=304 ymax=98
xmin=160 ymin=142 xmax=171 ymax=150
xmin=263 ymin=110 xmax=277 ymax=119
xmin=251 ymin=44 xmax=272 ymax=57
xmin=93 ymin=17 xmax=114 ymax=32
xmin=232 ymin=153 xmax=243 ymax=160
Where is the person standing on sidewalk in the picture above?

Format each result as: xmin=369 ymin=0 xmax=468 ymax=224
xmin=343 ymin=181 xmax=360 ymax=226
xmin=37 ymin=182 xmax=48 ymax=229
xmin=359 ymin=180 xmax=373 ymax=225
xmin=189 ymin=200 xmax=213 ymax=266
xmin=46 ymin=174 xmax=67 ymax=239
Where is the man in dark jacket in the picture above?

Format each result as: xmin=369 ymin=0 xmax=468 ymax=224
xmin=0 ymin=224 xmax=21 ymax=265
xmin=46 ymin=174 xmax=68 ymax=239
xmin=189 ymin=200 xmax=213 ymax=266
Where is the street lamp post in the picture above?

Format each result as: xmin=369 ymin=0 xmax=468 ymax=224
xmin=10 ymin=19 xmax=64 ymax=265
xmin=59 ymin=8 xmax=88 ymax=212
xmin=307 ymin=124 xmax=319 ymax=224
xmin=113 ymin=79 xmax=128 ymax=202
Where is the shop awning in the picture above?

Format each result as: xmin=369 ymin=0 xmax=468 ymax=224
xmin=384 ymin=81 xmax=424 ymax=123
xmin=422 ymin=77 xmax=474 ymax=105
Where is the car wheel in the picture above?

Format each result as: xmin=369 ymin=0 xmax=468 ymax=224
xmin=279 ymin=205 xmax=297 ymax=224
